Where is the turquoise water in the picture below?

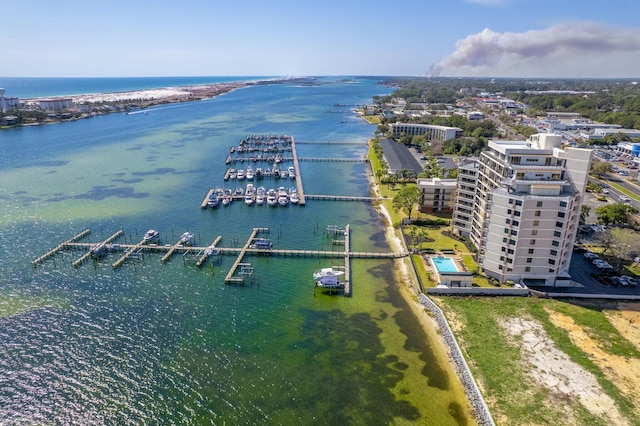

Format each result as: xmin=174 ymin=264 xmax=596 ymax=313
xmin=432 ymin=257 xmax=460 ymax=273
xmin=0 ymin=77 xmax=473 ymax=424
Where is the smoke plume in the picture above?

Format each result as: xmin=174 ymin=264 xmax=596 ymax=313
xmin=431 ymin=22 xmax=640 ymax=78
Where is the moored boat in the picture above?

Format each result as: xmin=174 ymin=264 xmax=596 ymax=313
xmin=237 ymin=169 xmax=246 ymax=180
xmin=289 ymin=188 xmax=300 ymax=204
xmin=246 ymin=166 xmax=255 ymax=180
xmin=288 ymin=166 xmax=296 ymax=179
xmin=143 ymin=229 xmax=159 ymax=243
xmin=266 ymin=188 xmax=278 ymax=206
xmin=179 ymin=232 xmax=195 ymax=245
xmin=313 ymin=267 xmax=345 ymax=281
xmin=255 ymin=186 xmax=266 ymax=205
xmin=245 ymin=183 xmax=256 ymax=205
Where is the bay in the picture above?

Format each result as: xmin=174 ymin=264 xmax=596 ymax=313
xmin=0 ymin=77 xmax=473 ymax=424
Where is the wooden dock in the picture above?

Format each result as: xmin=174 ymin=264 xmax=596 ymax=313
xmin=196 ymin=236 xmax=222 ymax=268
xmin=71 ymin=230 xmax=124 ymax=268
xmin=201 ymin=188 xmax=215 ymax=209
xmin=31 ymin=229 xmax=91 ymax=267
xmin=224 ymin=228 xmax=268 ymax=284
xmin=290 ymin=136 xmax=306 ymax=206
xmin=305 ymin=194 xmax=387 ymax=202
xmin=343 ymin=225 xmax=351 ymax=296
xmin=160 ymin=233 xmax=194 ymax=263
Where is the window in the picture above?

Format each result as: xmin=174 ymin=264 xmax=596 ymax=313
xmin=528 ymin=248 xmax=534 ymax=254
xmin=533 ymin=220 xmax=539 ymax=226
xmin=501 ymin=247 xmax=506 ymax=252
xmin=557 ymin=212 xmax=565 ymax=218
xmin=513 ymin=220 xmax=519 ymax=226
xmin=507 ymin=209 xmax=512 ymax=215
xmin=537 ymin=201 xmax=543 ymax=207
xmin=515 ymin=200 xmax=522 ymax=206
xmin=503 ymin=237 xmax=508 ymax=243
xmin=535 ymin=210 xmax=541 ymax=217
xmin=531 ymin=230 xmax=538 ymax=236
xmin=556 ymin=221 xmax=563 ymax=228
xmin=554 ymin=231 xmax=562 ymax=238
xmin=549 ymin=268 xmax=555 ymax=273
xmin=508 ymin=248 xmax=514 ymax=255
xmin=525 ymin=267 xmax=531 ymax=272
xmin=499 ymin=265 xmax=504 ymax=270
xmin=552 ymin=240 xmax=560 ymax=247
xmin=510 ymin=229 xmax=518 ymax=236
xmin=550 ymin=249 xmax=558 ymax=256
xmin=504 ymin=228 xmax=509 ymax=234
xmin=507 ymin=258 xmax=513 ymax=263
xmin=500 ymin=256 xmax=505 ymax=261
xmin=549 ymin=259 xmax=556 ymax=265
xmin=560 ymin=201 xmax=567 ymax=208
xmin=510 ymin=239 xmax=516 ymax=245
xmin=526 ymin=258 xmax=532 ymax=263
xmin=514 ymin=210 xmax=521 ymax=217
xmin=530 ymin=239 xmax=536 ymax=245
xmin=505 ymin=218 xmax=511 ymax=225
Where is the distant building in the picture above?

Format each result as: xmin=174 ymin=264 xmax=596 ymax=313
xmin=389 ymin=123 xmax=462 ymax=142
xmin=593 ymin=128 xmax=640 ymax=139
xmin=466 ymin=111 xmax=484 ymax=121
xmin=39 ymin=98 xmax=74 ymax=112
xmin=617 ymin=142 xmax=640 ymax=157
xmin=1 ymin=97 xmax=20 ymax=110
xmin=378 ymin=139 xmax=422 ymax=177
xmin=417 ymin=178 xmax=457 ymax=213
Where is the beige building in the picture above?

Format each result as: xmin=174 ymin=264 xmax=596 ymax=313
xmin=417 ymin=178 xmax=457 ymax=213
xmin=39 ymin=98 xmax=74 ymax=112
xmin=389 ymin=123 xmax=462 ymax=142
xmin=453 ymin=133 xmax=592 ymax=287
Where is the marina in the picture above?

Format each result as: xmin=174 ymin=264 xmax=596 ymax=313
xmin=31 ymin=225 xmax=407 ymax=297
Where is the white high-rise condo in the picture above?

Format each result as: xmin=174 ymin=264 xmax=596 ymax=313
xmin=453 ymin=134 xmax=592 ymax=287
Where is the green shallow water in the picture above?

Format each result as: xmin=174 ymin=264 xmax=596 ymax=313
xmin=0 ymin=77 xmax=474 ymax=424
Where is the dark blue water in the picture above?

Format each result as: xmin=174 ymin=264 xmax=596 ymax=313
xmin=0 ymin=77 xmax=473 ymax=425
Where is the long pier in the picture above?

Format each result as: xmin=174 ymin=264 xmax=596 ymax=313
xmin=196 ymin=236 xmax=222 ymax=268
xmin=290 ymin=136 xmax=306 ymax=205
xmin=31 ymin=229 xmax=91 ymax=267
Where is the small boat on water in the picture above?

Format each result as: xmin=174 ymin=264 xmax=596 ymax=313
xmin=179 ymin=232 xmax=195 ymax=245
xmin=246 ymin=166 xmax=255 ymax=180
xmin=279 ymin=169 xmax=289 ymax=179
xmin=143 ymin=229 xmax=159 ymax=243
xmin=208 ymin=188 xmax=222 ymax=208
xmin=289 ymin=188 xmax=300 ymax=204
xmin=313 ymin=267 xmax=345 ymax=281
xmin=277 ymin=188 xmax=289 ymax=206
xmin=266 ymin=188 xmax=278 ymax=206
xmin=90 ymin=243 xmax=107 ymax=259
xmin=222 ymin=188 xmax=233 ymax=206
xmin=272 ymin=165 xmax=280 ymax=178
xmin=288 ymin=166 xmax=296 ymax=179
xmin=229 ymin=169 xmax=237 ymax=180
xmin=245 ymin=183 xmax=256 ymax=205
xmin=315 ymin=274 xmax=344 ymax=289
xmin=255 ymin=167 xmax=264 ymax=180
xmin=255 ymin=186 xmax=266 ymax=205
xmin=249 ymin=238 xmax=273 ymax=250
xmin=237 ymin=169 xmax=246 ymax=180
xmin=234 ymin=187 xmax=244 ymax=197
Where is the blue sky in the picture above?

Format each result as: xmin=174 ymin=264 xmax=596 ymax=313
xmin=3 ymin=0 xmax=640 ymax=78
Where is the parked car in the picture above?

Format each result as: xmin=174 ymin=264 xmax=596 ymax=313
xmin=619 ymin=275 xmax=638 ymax=287
xmin=584 ymin=252 xmax=599 ymax=260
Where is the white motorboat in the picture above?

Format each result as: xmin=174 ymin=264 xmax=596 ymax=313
xmin=277 ymin=187 xmax=289 ymax=206
xmin=249 ymin=238 xmax=273 ymax=250
xmin=236 ymin=169 xmax=246 ymax=180
xmin=289 ymin=189 xmax=300 ymax=204
xmin=222 ymin=188 xmax=233 ymax=206
xmin=228 ymin=168 xmax=237 ymax=180
xmin=245 ymin=183 xmax=256 ymax=205
xmin=313 ymin=267 xmax=345 ymax=281
xmin=266 ymin=188 xmax=278 ymax=206
xmin=315 ymin=274 xmax=344 ymax=289
xmin=246 ymin=166 xmax=255 ymax=180
xmin=288 ymin=166 xmax=296 ymax=179
xmin=143 ymin=229 xmax=159 ymax=242
xmin=179 ymin=232 xmax=195 ymax=245
xmin=255 ymin=186 xmax=266 ymax=205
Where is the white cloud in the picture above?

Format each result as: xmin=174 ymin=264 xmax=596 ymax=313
xmin=431 ymin=21 xmax=640 ymax=78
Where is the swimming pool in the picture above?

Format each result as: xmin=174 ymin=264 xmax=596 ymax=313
xmin=431 ymin=256 xmax=460 ymax=273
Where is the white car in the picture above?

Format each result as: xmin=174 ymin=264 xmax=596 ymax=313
xmin=584 ymin=252 xmax=599 ymax=260
xmin=619 ymin=276 xmax=638 ymax=286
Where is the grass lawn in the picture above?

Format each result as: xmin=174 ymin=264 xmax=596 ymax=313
xmin=434 ymin=296 xmax=640 ymax=425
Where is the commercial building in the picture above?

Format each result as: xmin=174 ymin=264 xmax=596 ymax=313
xmin=389 ymin=123 xmax=462 ymax=142
xmin=417 ymin=178 xmax=457 ymax=213
xmin=452 ymin=134 xmax=592 ymax=287
xmin=378 ymin=138 xmax=423 ymax=177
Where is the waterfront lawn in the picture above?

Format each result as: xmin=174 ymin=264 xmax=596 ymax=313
xmin=434 ymin=296 xmax=640 ymax=425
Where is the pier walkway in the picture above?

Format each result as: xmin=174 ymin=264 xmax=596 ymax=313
xmin=290 ymin=136 xmax=306 ymax=205
xmin=71 ymin=230 xmax=124 ymax=268
xmin=224 ymin=228 xmax=269 ymax=284
xmin=31 ymin=229 xmax=91 ymax=267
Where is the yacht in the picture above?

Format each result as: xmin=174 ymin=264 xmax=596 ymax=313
xmin=255 ymin=186 xmax=266 ymax=205
xmin=279 ymin=169 xmax=289 ymax=179
xmin=315 ymin=274 xmax=343 ymax=289
xmin=255 ymin=167 xmax=264 ymax=180
xmin=143 ymin=229 xmax=159 ymax=243
xmin=246 ymin=166 xmax=255 ymax=180
xmin=277 ymin=187 xmax=289 ymax=206
xmin=249 ymin=238 xmax=273 ymax=250
xmin=222 ymin=188 xmax=233 ymax=206
xmin=229 ymin=169 xmax=237 ymax=180
xmin=272 ymin=165 xmax=280 ymax=178
xmin=179 ymin=232 xmax=195 ymax=246
xmin=244 ymin=183 xmax=256 ymax=205
xmin=207 ymin=192 xmax=220 ymax=208
xmin=266 ymin=188 xmax=278 ymax=206
xmin=289 ymin=189 xmax=300 ymax=204
xmin=288 ymin=166 xmax=296 ymax=179
xmin=236 ymin=169 xmax=246 ymax=180
xmin=234 ymin=187 xmax=244 ymax=197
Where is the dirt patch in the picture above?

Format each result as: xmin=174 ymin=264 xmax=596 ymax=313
xmin=502 ymin=316 xmax=628 ymax=426
xmin=548 ymin=304 xmax=640 ymax=418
